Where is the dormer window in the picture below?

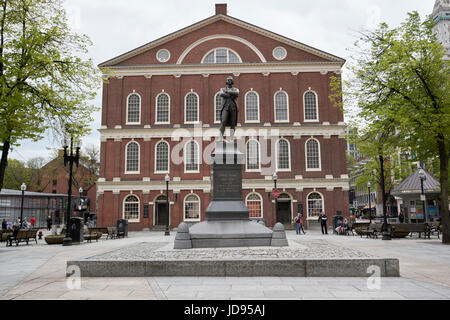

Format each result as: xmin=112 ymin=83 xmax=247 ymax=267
xmin=202 ymin=48 xmax=242 ymax=64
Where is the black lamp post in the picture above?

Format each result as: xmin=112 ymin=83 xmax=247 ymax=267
xmin=165 ymin=174 xmax=170 ymax=236
xmin=62 ymin=133 xmax=80 ymax=246
xmin=367 ymin=181 xmax=372 ymax=224
xmin=379 ymin=155 xmax=391 ymax=241
xmin=419 ymin=168 xmax=427 ymax=223
xmin=20 ymin=183 xmax=26 ymax=228
xmin=273 ymin=172 xmax=278 ymax=221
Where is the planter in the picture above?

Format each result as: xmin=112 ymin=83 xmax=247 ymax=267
xmin=44 ymin=235 xmax=65 ymax=245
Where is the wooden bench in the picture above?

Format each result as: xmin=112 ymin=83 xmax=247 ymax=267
xmin=390 ymin=223 xmax=431 ymax=239
xmin=84 ymin=229 xmax=103 ymax=243
xmin=428 ymin=222 xmax=441 ymax=239
xmin=6 ymin=229 xmax=38 ymax=246
xmin=344 ymin=222 xmax=356 ymax=236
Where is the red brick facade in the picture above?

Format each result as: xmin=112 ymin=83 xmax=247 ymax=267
xmin=97 ymin=5 xmax=349 ymax=231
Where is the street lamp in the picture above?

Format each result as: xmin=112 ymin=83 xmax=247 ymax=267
xmin=418 ymin=168 xmax=427 ymax=223
xmin=20 ymin=183 xmax=26 ymax=228
xmin=273 ymin=172 xmax=278 ymax=222
xmin=62 ymin=132 xmax=81 ymax=246
xmin=367 ymin=181 xmax=372 ymax=224
xmin=165 ymin=174 xmax=170 ymax=236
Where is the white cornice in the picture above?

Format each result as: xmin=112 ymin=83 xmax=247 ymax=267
xmin=98 ymin=125 xmax=347 ymax=140
xmin=97 ymin=178 xmax=350 ymax=193
xmin=103 ymin=61 xmax=342 ymax=78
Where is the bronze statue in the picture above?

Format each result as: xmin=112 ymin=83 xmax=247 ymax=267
xmin=219 ymin=76 xmax=239 ymax=142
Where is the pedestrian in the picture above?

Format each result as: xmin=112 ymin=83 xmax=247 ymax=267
xmin=318 ymin=211 xmax=328 ymax=235
xmin=398 ymin=210 xmax=405 ymax=223
xmin=293 ymin=212 xmax=302 ymax=235
xmin=299 ymin=213 xmax=306 ymax=234
xmin=30 ymin=216 xmax=36 ymax=229
xmin=2 ymin=219 xmax=7 ymax=230
xmin=22 ymin=217 xmax=30 ymax=229
xmin=47 ymin=216 xmax=52 ymax=231
xmin=7 ymin=220 xmax=12 ymax=230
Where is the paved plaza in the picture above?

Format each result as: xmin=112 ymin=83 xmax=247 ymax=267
xmin=0 ymin=230 xmax=449 ymax=300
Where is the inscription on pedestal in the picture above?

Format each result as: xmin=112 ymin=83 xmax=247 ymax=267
xmin=212 ymin=164 xmax=242 ymax=200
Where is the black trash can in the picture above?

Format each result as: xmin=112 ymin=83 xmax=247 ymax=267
xmin=117 ymin=219 xmax=128 ymax=238
xmin=332 ymin=215 xmax=344 ymax=234
xmin=68 ymin=217 xmax=84 ymax=243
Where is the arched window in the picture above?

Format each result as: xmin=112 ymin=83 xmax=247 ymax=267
xmin=185 ymin=141 xmax=199 ymax=172
xmin=123 ymin=195 xmax=139 ymax=222
xmin=276 ymin=139 xmax=291 ymax=171
xmin=304 ymin=91 xmax=319 ymax=121
xmin=202 ymin=48 xmax=242 ymax=64
xmin=127 ymin=93 xmax=141 ymax=124
xmin=185 ymin=92 xmax=199 ymax=123
xmin=307 ymin=192 xmax=323 ymax=219
xmin=184 ymin=194 xmax=200 ymax=221
xmin=156 ymin=93 xmax=170 ymax=124
xmin=214 ymin=92 xmax=222 ymax=123
xmin=245 ymin=91 xmax=260 ymax=122
xmin=246 ymin=139 xmax=260 ymax=171
xmin=274 ymin=91 xmax=289 ymax=122
xmin=155 ymin=141 xmax=169 ymax=173
xmin=125 ymin=141 xmax=139 ymax=173
xmin=306 ymin=139 xmax=321 ymax=171
xmin=246 ymin=193 xmax=263 ymax=219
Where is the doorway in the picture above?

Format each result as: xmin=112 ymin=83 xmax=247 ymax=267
xmin=276 ymin=193 xmax=292 ymax=225
xmin=155 ymin=195 xmax=168 ymax=227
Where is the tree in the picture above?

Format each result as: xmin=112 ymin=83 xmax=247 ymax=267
xmin=332 ymin=12 xmax=450 ymax=243
xmin=2 ymin=158 xmax=31 ymax=189
xmin=0 ymin=0 xmax=102 ymax=191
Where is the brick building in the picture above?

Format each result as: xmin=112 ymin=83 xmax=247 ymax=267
xmin=97 ymin=4 xmax=350 ymax=231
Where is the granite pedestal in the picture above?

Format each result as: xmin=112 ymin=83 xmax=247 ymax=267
xmin=176 ymin=141 xmax=279 ymax=249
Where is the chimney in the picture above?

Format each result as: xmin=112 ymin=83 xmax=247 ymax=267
xmin=215 ymin=3 xmax=227 ymax=15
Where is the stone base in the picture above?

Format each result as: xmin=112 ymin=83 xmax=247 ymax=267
xmin=189 ymin=220 xmax=273 ymax=248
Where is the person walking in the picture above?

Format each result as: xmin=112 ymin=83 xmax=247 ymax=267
xmin=47 ymin=216 xmax=52 ymax=231
xmin=294 ymin=213 xmax=302 ymax=235
xmin=318 ymin=211 xmax=328 ymax=235
xmin=398 ymin=210 xmax=405 ymax=223
xmin=30 ymin=216 xmax=36 ymax=229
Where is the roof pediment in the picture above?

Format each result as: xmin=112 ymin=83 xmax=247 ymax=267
xmin=99 ymin=14 xmax=345 ymax=68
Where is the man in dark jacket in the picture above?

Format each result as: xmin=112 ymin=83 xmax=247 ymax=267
xmin=318 ymin=211 xmax=328 ymax=234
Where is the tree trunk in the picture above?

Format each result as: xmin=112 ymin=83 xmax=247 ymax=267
xmin=0 ymin=139 xmax=11 ymax=191
xmin=438 ymin=140 xmax=449 ymax=244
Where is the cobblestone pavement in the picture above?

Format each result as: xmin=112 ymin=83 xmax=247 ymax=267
xmin=0 ymin=230 xmax=449 ymax=300
xmin=87 ymin=238 xmax=375 ymax=261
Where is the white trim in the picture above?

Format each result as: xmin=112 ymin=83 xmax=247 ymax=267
xmin=123 ymin=194 xmax=140 ymax=223
xmin=273 ymin=46 xmax=287 ymax=61
xmin=126 ymin=92 xmax=142 ymax=125
xmin=154 ymin=140 xmax=170 ymax=174
xmin=303 ymin=90 xmax=320 ymax=122
xmin=124 ymin=140 xmax=140 ymax=174
xmin=184 ymin=91 xmax=200 ymax=124
xmin=183 ymin=193 xmax=201 ymax=222
xmin=156 ymin=49 xmax=171 ymax=63
xmin=178 ymin=34 xmax=266 ymax=64
xmin=184 ymin=140 xmax=200 ymax=173
xmin=245 ymin=139 xmax=261 ymax=172
xmin=201 ymin=47 xmax=243 ymax=64
xmin=244 ymin=90 xmax=260 ymax=123
xmin=305 ymin=138 xmax=322 ymax=172
xmin=274 ymin=90 xmax=290 ymax=123
xmin=155 ymin=92 xmax=171 ymax=124
xmin=306 ymin=191 xmax=324 ymax=220
xmin=275 ymin=138 xmax=291 ymax=172
xmin=245 ymin=192 xmax=264 ymax=219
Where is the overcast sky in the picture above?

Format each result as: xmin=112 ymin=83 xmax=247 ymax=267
xmin=10 ymin=0 xmax=435 ymax=163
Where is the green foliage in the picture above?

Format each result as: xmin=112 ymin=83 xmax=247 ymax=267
xmin=0 ymin=0 xmax=102 ymax=189
xmin=331 ymin=11 xmax=450 ymax=242
xmin=2 ymin=158 xmax=31 ymax=189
